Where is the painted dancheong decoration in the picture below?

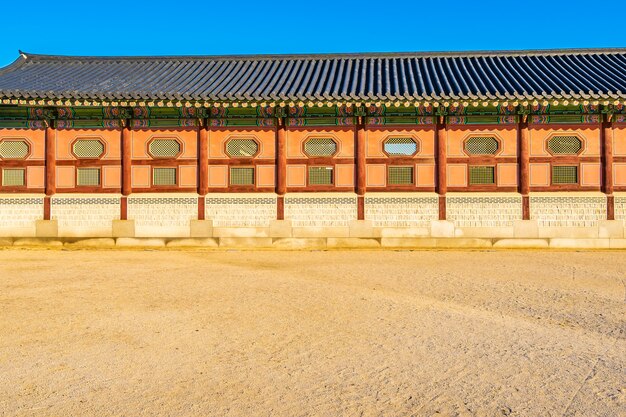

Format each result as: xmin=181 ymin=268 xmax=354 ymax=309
xmin=0 ymin=49 xmax=625 ymax=246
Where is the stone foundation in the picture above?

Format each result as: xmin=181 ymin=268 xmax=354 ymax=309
xmin=0 ymin=195 xmax=43 ymax=237
xmin=51 ymin=194 xmax=120 ymax=237
xmin=365 ymin=193 xmax=438 ymax=227
xmin=127 ymin=194 xmax=198 ymax=237
xmin=285 ymin=193 xmax=357 ymax=227
xmin=205 ymin=193 xmax=276 ymax=227
xmin=530 ymin=193 xmax=606 ymax=227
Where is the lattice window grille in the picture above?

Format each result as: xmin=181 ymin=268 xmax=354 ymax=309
xmin=548 ymin=136 xmax=582 ymax=155
xmin=552 ymin=165 xmax=578 ymax=184
xmin=2 ymin=169 xmax=25 ymax=186
xmin=153 ymin=167 xmax=177 ymax=185
xmin=226 ymin=139 xmax=258 ymax=157
xmin=76 ymin=168 xmax=101 ymax=186
xmin=384 ymin=137 xmax=418 ymax=156
xmin=304 ymin=138 xmax=337 ymax=156
xmin=388 ymin=166 xmax=414 ymax=185
xmin=308 ymin=166 xmax=334 ymax=185
xmin=73 ymin=140 xmax=104 ymax=158
xmin=0 ymin=140 xmax=29 ymax=159
xmin=149 ymin=139 xmax=181 ymax=158
xmin=465 ymin=137 xmax=499 ymax=155
xmin=230 ymin=167 xmax=255 ymax=185
xmin=469 ymin=166 xmax=495 ymax=185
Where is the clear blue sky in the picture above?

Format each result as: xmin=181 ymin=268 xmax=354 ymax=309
xmin=1 ymin=0 xmax=624 ymax=67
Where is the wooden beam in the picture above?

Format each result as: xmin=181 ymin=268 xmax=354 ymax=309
xmin=519 ymin=120 xmax=530 ymax=220
xmin=436 ymin=120 xmax=447 ymax=220
xmin=45 ymin=123 xmax=56 ymax=196
xmin=121 ymin=124 xmax=132 ymax=196
xmin=198 ymin=122 xmax=209 ymax=195
xmin=602 ymin=118 xmax=614 ymax=219
xmin=276 ymin=118 xmax=286 ymax=220
xmin=355 ymin=118 xmax=366 ymax=220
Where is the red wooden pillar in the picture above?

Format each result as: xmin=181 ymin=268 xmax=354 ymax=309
xmin=276 ymin=118 xmax=286 ymax=220
xmin=355 ymin=117 xmax=366 ymax=220
xmin=44 ymin=122 xmax=56 ymax=220
xmin=120 ymin=122 xmax=132 ymax=220
xmin=519 ymin=120 xmax=530 ymax=220
xmin=602 ymin=118 xmax=614 ymax=220
xmin=198 ymin=121 xmax=209 ymax=220
xmin=436 ymin=119 xmax=447 ymax=220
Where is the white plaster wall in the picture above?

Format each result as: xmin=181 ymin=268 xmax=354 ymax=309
xmin=530 ymin=192 xmax=606 ymax=227
xmin=365 ymin=193 xmax=438 ymax=227
xmin=51 ymin=194 xmax=120 ymax=237
xmin=0 ymin=195 xmax=43 ymax=237
xmin=128 ymin=194 xmax=198 ymax=237
xmin=447 ymin=193 xmax=522 ymax=228
xmin=285 ymin=193 xmax=357 ymax=227
xmin=205 ymin=193 xmax=276 ymax=227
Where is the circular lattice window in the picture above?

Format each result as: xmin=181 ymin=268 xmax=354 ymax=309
xmin=0 ymin=140 xmax=29 ymax=159
xmin=464 ymin=137 xmax=499 ymax=155
xmin=225 ymin=139 xmax=259 ymax=157
xmin=547 ymin=135 xmax=582 ymax=155
xmin=73 ymin=139 xmax=104 ymax=158
xmin=304 ymin=138 xmax=337 ymax=157
xmin=149 ymin=139 xmax=181 ymax=158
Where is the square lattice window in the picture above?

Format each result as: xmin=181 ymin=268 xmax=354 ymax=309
xmin=2 ymin=169 xmax=25 ymax=186
xmin=552 ymin=165 xmax=578 ymax=184
xmin=230 ymin=167 xmax=255 ymax=185
xmin=77 ymin=168 xmax=101 ymax=186
xmin=308 ymin=166 xmax=333 ymax=185
xmin=388 ymin=166 xmax=414 ymax=185
xmin=153 ymin=168 xmax=177 ymax=186
xmin=469 ymin=166 xmax=495 ymax=185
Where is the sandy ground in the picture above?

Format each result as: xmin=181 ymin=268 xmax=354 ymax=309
xmin=0 ymin=249 xmax=624 ymax=417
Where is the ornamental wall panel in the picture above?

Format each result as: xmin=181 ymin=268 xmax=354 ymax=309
xmin=366 ymin=165 xmax=386 ymax=187
xmin=131 ymin=128 xmax=197 ymax=159
xmin=614 ymin=164 xmax=626 ymax=186
xmin=0 ymin=128 xmax=44 ymax=160
xmin=615 ymin=195 xmax=626 ymax=221
xmin=364 ymin=193 xmax=438 ymax=227
xmin=446 ymin=126 xmax=517 ymax=157
xmin=530 ymin=194 xmax=606 ymax=227
xmin=205 ymin=194 xmax=277 ymax=227
xmin=613 ymin=124 xmax=626 ymax=156
xmin=51 ymin=195 xmax=120 ymax=237
xmin=529 ymin=163 xmax=550 ymax=187
xmin=447 ymin=193 xmax=522 ymax=228
xmin=580 ymin=163 xmax=601 ymax=187
xmin=447 ymin=164 xmax=467 ymax=187
xmin=208 ymin=128 xmax=275 ymax=159
xmin=102 ymin=166 xmax=121 ymax=188
xmin=284 ymin=193 xmax=357 ymax=227
xmin=131 ymin=166 xmax=151 ymax=188
xmin=55 ymin=128 xmax=120 ymax=160
xmin=27 ymin=166 xmax=45 ymax=189
xmin=0 ymin=195 xmax=42 ymax=236
xmin=335 ymin=164 xmax=355 ymax=187
xmin=286 ymin=128 xmax=354 ymax=159
xmin=208 ymin=165 xmax=228 ymax=187
xmin=127 ymin=194 xmax=198 ymax=237
xmin=529 ymin=125 xmax=600 ymax=157
xmin=56 ymin=166 xmax=75 ymax=188
xmin=497 ymin=164 xmax=518 ymax=187
xmin=416 ymin=164 xmax=436 ymax=187
xmin=256 ymin=165 xmax=275 ymax=187
xmin=365 ymin=127 xmax=435 ymax=158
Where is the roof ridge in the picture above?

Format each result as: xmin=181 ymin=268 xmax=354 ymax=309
xmin=18 ymin=47 xmax=626 ymax=62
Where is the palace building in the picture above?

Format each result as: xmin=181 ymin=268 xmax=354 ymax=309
xmin=0 ymin=49 xmax=625 ymax=247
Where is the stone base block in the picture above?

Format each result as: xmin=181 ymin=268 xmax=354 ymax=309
xmin=292 ymin=227 xmax=350 ymax=238
xmin=349 ymin=220 xmax=375 ymax=238
xmin=549 ymin=238 xmax=610 ymax=249
xmin=218 ymin=237 xmax=273 ymax=248
xmin=377 ymin=227 xmax=430 ymax=238
xmin=13 ymin=238 xmax=63 ymax=247
xmin=380 ymin=238 xmax=438 ymax=248
xmin=213 ymin=227 xmax=269 ymax=238
xmin=539 ymin=227 xmax=598 ymax=239
xmin=269 ymin=220 xmax=293 ymax=238
xmin=327 ymin=238 xmax=381 ymax=248
xmin=272 ymin=238 xmax=326 ymax=249
xmin=435 ymin=238 xmax=493 ymax=248
xmin=112 ymin=220 xmax=135 ymax=238
xmin=609 ymin=239 xmax=626 ymax=249
xmin=116 ymin=238 xmax=165 ymax=247
xmin=0 ymin=237 xmax=13 ymax=246
xmin=514 ymin=220 xmax=538 ymax=238
xmin=598 ymin=220 xmax=624 ymax=238
xmin=493 ymin=239 xmax=549 ymax=249
xmin=190 ymin=220 xmax=213 ymax=238
xmin=430 ymin=220 xmax=455 ymax=237
xmin=455 ymin=227 xmax=514 ymax=238
xmin=166 ymin=238 xmax=218 ymax=248
xmin=35 ymin=220 xmax=58 ymax=238
xmin=64 ymin=238 xmax=116 ymax=248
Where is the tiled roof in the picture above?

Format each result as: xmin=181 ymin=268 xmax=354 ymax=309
xmin=0 ymin=49 xmax=625 ymax=102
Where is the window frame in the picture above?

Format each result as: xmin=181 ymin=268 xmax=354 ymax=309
xmin=71 ymin=138 xmax=106 ymax=160
xmin=382 ymin=136 xmax=420 ymax=157
xmin=147 ymin=138 xmax=183 ymax=159
xmin=302 ymin=137 xmax=339 ymax=157
xmin=151 ymin=166 xmax=178 ymax=187
xmin=229 ymin=166 xmax=256 ymax=186
xmin=75 ymin=167 xmax=102 ymax=188
xmin=307 ymin=165 xmax=334 ymax=186
xmin=1 ymin=168 xmax=27 ymax=188
xmin=468 ymin=165 xmax=497 ymax=186
xmin=387 ymin=165 xmax=415 ymax=186
xmin=546 ymin=134 xmax=585 ymax=156
xmin=551 ymin=164 xmax=579 ymax=186
xmin=0 ymin=139 xmax=32 ymax=160
xmin=463 ymin=136 xmax=502 ymax=157
xmin=224 ymin=138 xmax=260 ymax=158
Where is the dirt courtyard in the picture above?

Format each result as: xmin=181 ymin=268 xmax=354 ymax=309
xmin=0 ymin=249 xmax=624 ymax=417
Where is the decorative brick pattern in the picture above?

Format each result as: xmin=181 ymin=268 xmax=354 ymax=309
xmin=447 ymin=195 xmax=522 ymax=227
xmin=365 ymin=196 xmax=438 ymax=227
xmin=285 ymin=195 xmax=357 ymax=227
xmin=128 ymin=196 xmax=197 ymax=233
xmin=0 ymin=197 xmax=43 ymax=229
xmin=205 ymin=195 xmax=276 ymax=227
xmin=51 ymin=196 xmax=120 ymax=231
xmin=615 ymin=196 xmax=626 ymax=222
xmin=530 ymin=196 xmax=606 ymax=227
